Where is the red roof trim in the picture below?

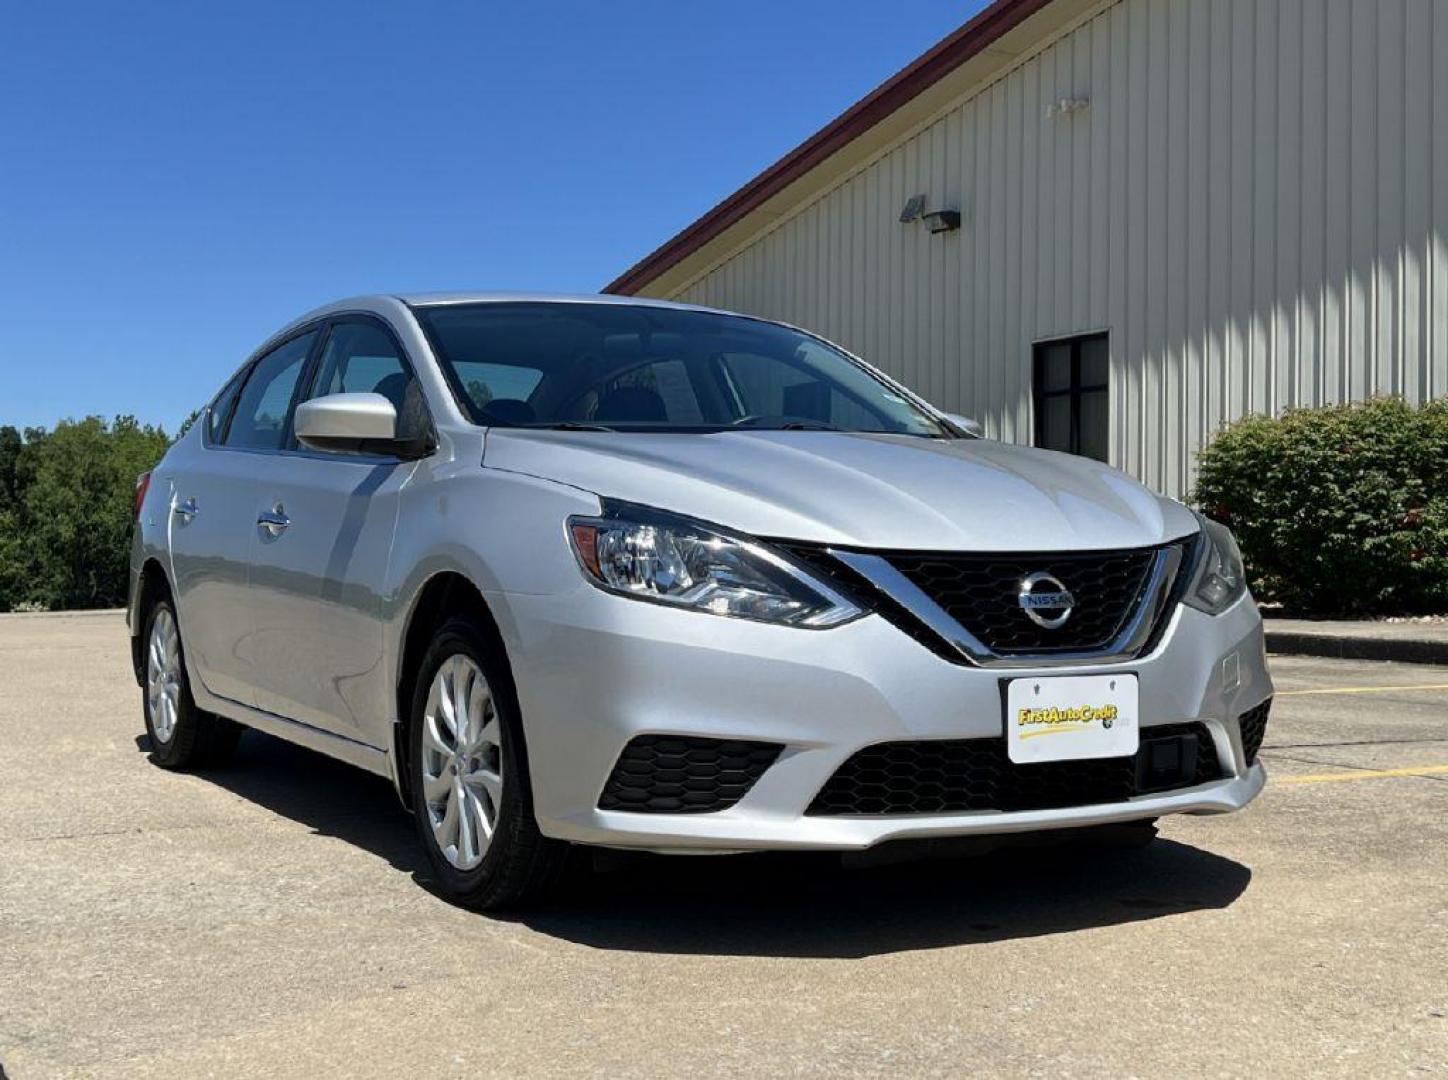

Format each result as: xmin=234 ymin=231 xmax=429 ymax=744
xmin=603 ymin=0 xmax=1054 ymax=296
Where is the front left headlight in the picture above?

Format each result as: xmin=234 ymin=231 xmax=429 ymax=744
xmin=1184 ymin=514 xmax=1248 ymax=615
xmin=566 ymin=503 xmax=862 ymax=628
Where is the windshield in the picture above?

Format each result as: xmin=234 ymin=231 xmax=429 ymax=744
xmin=414 ymin=302 xmax=954 ymax=437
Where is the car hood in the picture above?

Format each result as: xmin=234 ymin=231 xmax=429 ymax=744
xmin=482 ymin=430 xmax=1198 ymax=551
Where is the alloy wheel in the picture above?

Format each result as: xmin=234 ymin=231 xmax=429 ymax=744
xmin=420 ymin=654 xmax=504 ymax=871
xmin=146 ymin=607 xmax=183 ymax=744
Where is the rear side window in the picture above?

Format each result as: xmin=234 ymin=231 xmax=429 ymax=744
xmin=305 ymin=320 xmax=429 ymax=444
xmin=206 ymin=369 xmax=246 ymax=443
xmin=224 ymin=331 xmax=317 ymax=449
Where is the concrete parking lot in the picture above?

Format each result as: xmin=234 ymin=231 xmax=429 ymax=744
xmin=1 ymin=611 xmax=1445 ymax=1078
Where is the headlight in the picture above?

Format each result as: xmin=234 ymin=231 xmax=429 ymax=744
xmin=566 ymin=503 xmax=862 ymax=628
xmin=1184 ymin=514 xmax=1248 ymax=614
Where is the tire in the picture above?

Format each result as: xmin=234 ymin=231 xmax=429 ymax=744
xmin=142 ymin=596 xmax=242 ymax=770
xmin=408 ymin=616 xmax=567 ymax=910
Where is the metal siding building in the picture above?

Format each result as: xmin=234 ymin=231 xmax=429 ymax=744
xmin=607 ymin=0 xmax=1448 ymax=498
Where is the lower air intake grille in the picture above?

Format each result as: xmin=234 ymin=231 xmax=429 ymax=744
xmin=807 ymin=722 xmax=1222 ymax=816
xmin=598 ymin=734 xmax=783 ymax=814
xmin=1237 ymin=699 xmax=1272 ymax=764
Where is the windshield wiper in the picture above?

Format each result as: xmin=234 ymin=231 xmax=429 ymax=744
xmin=535 ymin=421 xmax=617 ymax=432
xmin=731 ymin=415 xmax=841 ymax=432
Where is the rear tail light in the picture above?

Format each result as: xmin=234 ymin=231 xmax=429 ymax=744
xmin=134 ymin=471 xmax=152 ymax=522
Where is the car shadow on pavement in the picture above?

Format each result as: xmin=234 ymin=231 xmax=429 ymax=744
xmin=137 ymin=729 xmax=426 ymax=876
xmin=152 ymin=730 xmax=1252 ymax=958
xmin=519 ymin=840 xmax=1252 ymax=958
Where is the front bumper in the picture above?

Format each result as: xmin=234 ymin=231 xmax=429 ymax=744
xmin=501 ymin=584 xmax=1272 ymax=853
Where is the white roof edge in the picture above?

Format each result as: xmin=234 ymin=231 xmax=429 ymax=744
xmin=395 ymin=290 xmax=724 ymax=312
xmin=249 ymin=290 xmax=742 ymax=367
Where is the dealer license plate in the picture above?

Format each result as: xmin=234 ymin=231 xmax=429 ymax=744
xmin=1005 ymin=674 xmax=1140 ymax=764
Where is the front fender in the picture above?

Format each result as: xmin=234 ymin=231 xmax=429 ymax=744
xmin=382 ymin=459 xmax=602 ymax=723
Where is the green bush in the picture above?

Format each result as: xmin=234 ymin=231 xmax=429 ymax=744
xmin=0 ymin=416 xmax=172 ymax=611
xmin=1193 ymin=397 xmax=1448 ymax=617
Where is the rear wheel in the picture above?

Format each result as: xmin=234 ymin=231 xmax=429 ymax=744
xmin=408 ymin=616 xmax=566 ymax=909
xmin=142 ymin=597 xmax=241 ymax=769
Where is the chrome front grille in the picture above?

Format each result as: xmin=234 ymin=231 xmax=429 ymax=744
xmin=784 ymin=536 xmax=1196 ymax=668
xmin=884 ymin=548 xmax=1157 ymax=654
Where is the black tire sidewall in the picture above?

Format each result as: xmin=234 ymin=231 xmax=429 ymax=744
xmin=408 ymin=617 xmax=533 ymax=897
xmin=142 ymin=598 xmax=194 ymax=767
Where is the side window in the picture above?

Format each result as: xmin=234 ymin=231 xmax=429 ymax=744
xmin=223 ymin=331 xmax=317 ymax=450
xmin=305 ymin=320 xmax=429 ymax=444
xmin=206 ymin=369 xmax=246 ymax=444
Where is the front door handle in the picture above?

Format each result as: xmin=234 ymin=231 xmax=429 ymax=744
xmin=173 ymin=496 xmax=198 ymax=522
xmin=257 ymin=505 xmax=290 ymax=537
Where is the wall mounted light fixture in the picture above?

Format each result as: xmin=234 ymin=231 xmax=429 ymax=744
xmin=921 ymin=209 xmax=961 ymax=234
xmin=900 ymin=195 xmax=960 ymax=234
xmin=899 ymin=194 xmax=927 ymax=223
xmin=1044 ymin=96 xmax=1090 ymax=119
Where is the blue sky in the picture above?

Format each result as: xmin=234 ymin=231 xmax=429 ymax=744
xmin=0 ymin=1 xmax=982 ymax=433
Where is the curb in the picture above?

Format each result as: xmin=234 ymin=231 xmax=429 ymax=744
xmin=1265 ymin=631 xmax=1448 ymax=666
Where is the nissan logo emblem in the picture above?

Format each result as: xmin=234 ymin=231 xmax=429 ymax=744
xmin=1017 ymin=571 xmax=1075 ymax=629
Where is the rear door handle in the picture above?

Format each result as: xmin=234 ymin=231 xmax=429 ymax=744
xmin=257 ymin=505 xmax=290 ymax=537
xmin=173 ymin=496 xmax=198 ymax=522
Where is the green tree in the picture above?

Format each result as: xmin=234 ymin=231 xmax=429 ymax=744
xmin=176 ymin=407 xmax=203 ymax=440
xmin=0 ymin=501 xmax=25 ymax=610
xmin=0 ymin=425 xmax=47 ymax=609
xmin=465 ymin=378 xmax=493 ymax=411
xmin=0 ymin=425 xmax=23 ymax=508
xmin=15 ymin=416 xmax=170 ymax=610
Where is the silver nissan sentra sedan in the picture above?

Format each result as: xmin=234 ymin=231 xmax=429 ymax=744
xmin=128 ymin=292 xmax=1272 ymax=909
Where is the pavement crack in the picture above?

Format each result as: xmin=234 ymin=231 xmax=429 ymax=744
xmin=1265 ymin=737 xmax=1448 ymax=750
xmin=1261 ymin=751 xmax=1389 ymax=772
xmin=18 ymin=818 xmax=290 ymax=844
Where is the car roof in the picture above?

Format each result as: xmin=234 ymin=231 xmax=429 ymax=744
xmin=252 ymin=291 xmax=770 ymax=368
xmin=394 ymin=290 xmax=721 ymax=313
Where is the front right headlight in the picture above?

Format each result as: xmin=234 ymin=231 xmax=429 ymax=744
xmin=566 ymin=502 xmax=863 ymax=628
xmin=1184 ymin=514 xmax=1248 ymax=615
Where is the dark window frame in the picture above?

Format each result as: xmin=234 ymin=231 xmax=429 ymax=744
xmin=201 ymin=365 xmax=250 ymax=448
xmin=202 ymin=312 xmax=436 ymax=460
xmin=1032 ymin=333 xmax=1109 ymax=461
xmin=295 ymin=313 xmax=437 ymax=459
xmin=212 ymin=325 xmax=325 ymax=453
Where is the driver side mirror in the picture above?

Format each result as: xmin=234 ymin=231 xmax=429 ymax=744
xmin=944 ymin=413 xmax=985 ymax=438
xmin=295 ymin=392 xmax=429 ymax=458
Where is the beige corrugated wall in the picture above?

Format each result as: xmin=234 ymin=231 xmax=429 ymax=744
xmin=665 ymin=0 xmax=1448 ymax=498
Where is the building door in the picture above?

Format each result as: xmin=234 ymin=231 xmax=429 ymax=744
xmin=1033 ymin=333 xmax=1109 ymax=463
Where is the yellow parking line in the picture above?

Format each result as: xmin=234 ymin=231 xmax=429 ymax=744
xmin=1276 ymin=763 xmax=1448 ymax=785
xmin=1276 ymin=684 xmax=1448 ymax=697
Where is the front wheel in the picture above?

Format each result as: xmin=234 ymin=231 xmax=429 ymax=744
xmin=142 ymin=597 xmax=241 ymax=769
xmin=408 ymin=616 xmax=566 ymax=910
